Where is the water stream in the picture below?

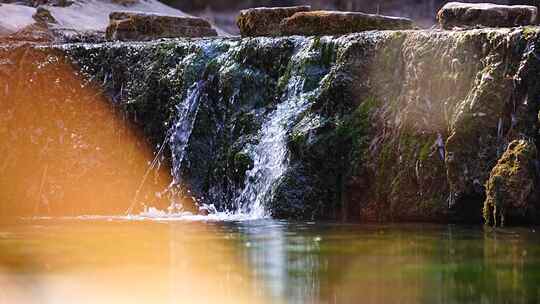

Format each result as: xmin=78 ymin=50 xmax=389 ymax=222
xmin=235 ymin=75 xmax=310 ymax=218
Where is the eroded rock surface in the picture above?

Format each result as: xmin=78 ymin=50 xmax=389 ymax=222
xmin=105 ymin=12 xmax=217 ymax=41
xmin=438 ymin=2 xmax=538 ymax=29
xmin=3 ymin=27 xmax=540 ymax=223
xmin=280 ymin=11 xmax=414 ymax=36
xmin=484 ymin=140 xmax=538 ymax=226
xmin=236 ymin=6 xmax=311 ymax=36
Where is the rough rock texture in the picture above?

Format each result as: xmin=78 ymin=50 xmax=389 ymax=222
xmin=2 ymin=27 xmax=540 ymax=223
xmin=438 ymin=2 xmax=538 ymax=29
xmin=484 ymin=140 xmax=538 ymax=227
xmin=280 ymin=11 xmax=414 ymax=36
xmin=0 ymin=0 xmax=223 ymax=43
xmin=32 ymin=7 xmax=56 ymax=24
xmin=105 ymin=12 xmax=217 ymax=41
xmin=236 ymin=6 xmax=311 ymax=37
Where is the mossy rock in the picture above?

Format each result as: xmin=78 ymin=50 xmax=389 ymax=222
xmin=484 ymin=140 xmax=538 ymax=227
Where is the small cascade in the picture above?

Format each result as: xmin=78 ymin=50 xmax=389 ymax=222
xmin=169 ymin=80 xmax=205 ymax=181
xmin=235 ymin=77 xmax=311 ymax=217
xmin=131 ymin=38 xmax=329 ymax=220
xmin=234 ymin=36 xmax=325 ymax=218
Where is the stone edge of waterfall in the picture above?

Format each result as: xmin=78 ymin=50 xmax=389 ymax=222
xmin=2 ymin=26 xmax=540 ymax=225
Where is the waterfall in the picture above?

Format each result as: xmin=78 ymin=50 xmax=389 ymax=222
xmin=235 ymin=77 xmax=310 ymax=217
xmin=159 ymin=38 xmax=326 ymax=220
xmin=234 ymin=36 xmax=328 ymax=217
xmin=169 ymin=80 xmax=205 ymax=182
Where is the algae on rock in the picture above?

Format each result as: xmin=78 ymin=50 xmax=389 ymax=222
xmin=484 ymin=140 xmax=538 ymax=227
xmin=40 ymin=27 xmax=540 ymax=223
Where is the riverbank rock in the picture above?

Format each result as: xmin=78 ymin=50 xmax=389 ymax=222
xmin=236 ymin=6 xmax=310 ymax=36
xmin=280 ymin=11 xmax=414 ymax=36
xmin=437 ymin=2 xmax=538 ymax=29
xmin=0 ymin=0 xmax=222 ymax=43
xmin=5 ymin=26 xmax=540 ymax=224
xmin=484 ymin=140 xmax=538 ymax=226
xmin=105 ymin=12 xmax=217 ymax=41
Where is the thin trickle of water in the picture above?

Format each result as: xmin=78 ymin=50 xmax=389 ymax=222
xmin=169 ymin=80 xmax=205 ymax=181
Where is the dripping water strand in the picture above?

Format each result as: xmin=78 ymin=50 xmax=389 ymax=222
xmin=125 ymin=136 xmax=169 ymax=215
xmin=126 ymin=80 xmax=205 ymax=216
xmin=170 ymin=80 xmax=205 ymax=180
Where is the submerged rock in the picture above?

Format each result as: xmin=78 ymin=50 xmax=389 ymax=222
xmin=484 ymin=140 xmax=538 ymax=227
xmin=437 ymin=2 xmax=538 ymax=29
xmin=105 ymin=12 xmax=217 ymax=41
xmin=280 ymin=11 xmax=414 ymax=36
xmin=236 ymin=6 xmax=311 ymax=37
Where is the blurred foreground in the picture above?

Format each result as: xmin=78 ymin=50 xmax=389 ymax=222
xmin=1 ymin=219 xmax=539 ymax=304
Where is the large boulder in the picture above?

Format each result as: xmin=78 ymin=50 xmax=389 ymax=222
xmin=484 ymin=140 xmax=538 ymax=227
xmin=437 ymin=2 xmax=538 ymax=29
xmin=280 ymin=11 xmax=414 ymax=36
xmin=236 ymin=6 xmax=311 ymax=37
xmin=105 ymin=12 xmax=217 ymax=41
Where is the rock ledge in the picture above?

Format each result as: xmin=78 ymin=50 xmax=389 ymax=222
xmin=438 ymin=2 xmax=538 ymax=29
xmin=106 ymin=11 xmax=217 ymax=41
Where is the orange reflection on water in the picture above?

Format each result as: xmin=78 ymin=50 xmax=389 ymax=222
xmin=0 ymin=220 xmax=270 ymax=304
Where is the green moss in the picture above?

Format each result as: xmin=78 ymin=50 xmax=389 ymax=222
xmin=484 ymin=140 xmax=537 ymax=227
xmin=233 ymin=152 xmax=254 ymax=173
xmin=522 ymin=26 xmax=538 ymax=41
xmin=419 ymin=141 xmax=432 ymax=162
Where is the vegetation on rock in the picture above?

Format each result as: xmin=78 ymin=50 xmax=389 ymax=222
xmin=484 ymin=140 xmax=538 ymax=227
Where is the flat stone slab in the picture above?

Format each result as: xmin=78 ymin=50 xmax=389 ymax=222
xmin=438 ymin=2 xmax=537 ymax=29
xmin=280 ymin=11 xmax=414 ymax=36
xmin=236 ymin=6 xmax=311 ymax=37
xmin=106 ymin=12 xmax=217 ymax=41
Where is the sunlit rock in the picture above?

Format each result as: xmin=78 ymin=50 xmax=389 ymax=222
xmin=280 ymin=11 xmax=414 ymax=36
xmin=236 ymin=6 xmax=311 ymax=37
xmin=105 ymin=12 xmax=217 ymax=41
xmin=437 ymin=2 xmax=538 ymax=29
xmin=484 ymin=140 xmax=538 ymax=227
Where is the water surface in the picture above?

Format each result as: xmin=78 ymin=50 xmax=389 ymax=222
xmin=0 ymin=219 xmax=539 ymax=304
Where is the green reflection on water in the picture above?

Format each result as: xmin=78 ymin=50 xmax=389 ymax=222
xmin=0 ymin=219 xmax=539 ymax=304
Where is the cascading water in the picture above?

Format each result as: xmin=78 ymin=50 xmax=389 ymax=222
xmin=136 ymin=38 xmax=330 ymax=220
xmin=169 ymin=80 xmax=206 ymax=181
xmin=235 ymin=40 xmax=324 ymax=218
xmin=235 ymin=76 xmax=311 ymax=218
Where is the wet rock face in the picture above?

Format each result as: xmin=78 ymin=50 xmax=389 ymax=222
xmin=24 ymin=27 xmax=540 ymax=223
xmin=280 ymin=11 xmax=414 ymax=36
xmin=484 ymin=140 xmax=538 ymax=226
xmin=437 ymin=2 xmax=538 ymax=29
xmin=105 ymin=12 xmax=217 ymax=41
xmin=236 ymin=6 xmax=311 ymax=37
